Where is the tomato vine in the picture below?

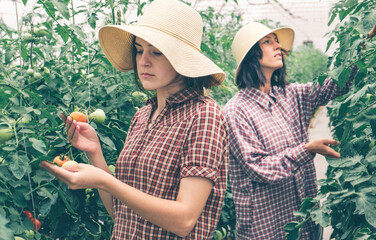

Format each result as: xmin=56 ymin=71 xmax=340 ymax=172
xmin=285 ymin=1 xmax=376 ymax=239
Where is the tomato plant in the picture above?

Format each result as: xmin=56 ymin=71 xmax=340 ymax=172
xmin=285 ymin=1 xmax=376 ymax=239
xmin=0 ymin=0 xmax=239 ymax=239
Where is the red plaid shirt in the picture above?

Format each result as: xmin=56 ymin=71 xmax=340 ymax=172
xmin=223 ymin=77 xmax=353 ymax=240
xmin=112 ymin=88 xmax=228 ymax=239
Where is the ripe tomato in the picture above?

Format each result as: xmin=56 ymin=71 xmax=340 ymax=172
xmin=23 ymin=210 xmax=41 ymax=231
xmin=53 ymin=155 xmax=70 ymax=167
xmin=23 ymin=210 xmax=33 ymax=220
xmin=32 ymin=218 xmax=41 ymax=231
xmin=70 ymin=111 xmax=87 ymax=122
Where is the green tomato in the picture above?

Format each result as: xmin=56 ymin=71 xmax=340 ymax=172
xmin=89 ymin=109 xmax=106 ymax=124
xmin=370 ymin=141 xmax=375 ymax=149
xmin=26 ymin=69 xmax=35 ymax=76
xmin=214 ymin=230 xmax=223 ymax=240
xmin=33 ymin=72 xmax=42 ymax=79
xmin=62 ymin=160 xmax=78 ymax=168
xmin=0 ymin=127 xmax=13 ymax=145
xmin=42 ymin=67 xmax=50 ymax=74
xmin=108 ymin=165 xmax=116 ymax=174
xmin=22 ymin=33 xmax=33 ymax=42
xmin=132 ymin=91 xmax=148 ymax=102
xmin=37 ymin=26 xmax=49 ymax=37
xmin=85 ymin=188 xmax=93 ymax=194
xmin=21 ymin=115 xmax=31 ymax=124
xmin=221 ymin=227 xmax=227 ymax=237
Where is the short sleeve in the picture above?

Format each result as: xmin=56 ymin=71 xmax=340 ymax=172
xmin=180 ymin=101 xmax=228 ymax=185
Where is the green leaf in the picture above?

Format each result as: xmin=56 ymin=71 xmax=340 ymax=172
xmin=22 ymin=0 xmax=28 ymax=5
xmin=340 ymin=121 xmax=353 ymax=142
xmin=55 ymin=24 xmax=70 ymax=43
xmin=9 ymin=153 xmax=30 ymax=180
xmin=284 ymin=221 xmax=301 ymax=240
xmin=310 ymin=208 xmax=330 ymax=227
xmin=339 ymin=5 xmax=356 ymax=21
xmin=348 ymin=84 xmax=372 ymax=107
xmin=98 ymin=134 xmax=116 ymax=150
xmin=42 ymin=1 xmax=56 ymax=19
xmin=48 ymin=182 xmax=77 ymax=216
xmin=106 ymin=84 xmax=120 ymax=94
xmin=39 ymin=191 xmax=58 ymax=216
xmin=370 ymin=120 xmax=376 ymax=137
xmin=51 ymin=0 xmax=70 ymax=20
xmin=366 ymin=54 xmax=376 ymax=69
xmin=29 ymin=138 xmax=47 ymax=155
xmin=299 ymin=198 xmax=316 ymax=213
xmin=342 ymin=165 xmax=368 ymax=182
xmin=328 ymin=11 xmax=337 ymax=26
xmin=20 ymin=44 xmax=28 ymax=62
xmin=364 ymin=105 xmax=376 ymax=120
xmin=0 ymin=214 xmax=13 ymax=240
xmin=284 ymin=221 xmax=299 ymax=231
xmin=88 ymin=12 xmax=98 ymax=30
xmin=338 ymin=66 xmax=351 ymax=90
xmin=327 ymin=155 xmax=362 ymax=168
xmin=354 ymin=192 xmax=376 ymax=228
xmin=69 ymin=24 xmax=86 ymax=39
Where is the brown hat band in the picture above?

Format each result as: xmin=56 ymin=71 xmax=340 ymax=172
xmin=138 ymin=23 xmax=201 ymax=52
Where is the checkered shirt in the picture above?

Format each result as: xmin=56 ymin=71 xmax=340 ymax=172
xmin=223 ymin=77 xmax=354 ymax=240
xmin=112 ymin=87 xmax=229 ymax=239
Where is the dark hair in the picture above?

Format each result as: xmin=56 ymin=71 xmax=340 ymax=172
xmin=236 ymin=42 xmax=289 ymax=90
xmin=131 ymin=37 xmax=217 ymax=93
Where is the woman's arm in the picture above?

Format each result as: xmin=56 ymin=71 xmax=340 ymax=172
xmin=39 ymin=161 xmax=213 ymax=237
xmin=226 ymin=105 xmax=339 ymax=184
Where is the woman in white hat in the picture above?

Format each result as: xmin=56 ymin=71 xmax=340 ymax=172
xmin=39 ymin=0 xmax=228 ymax=239
xmin=223 ymin=22 xmax=359 ymax=239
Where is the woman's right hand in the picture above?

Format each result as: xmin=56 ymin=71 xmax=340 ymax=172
xmin=61 ymin=113 xmax=101 ymax=154
xmin=305 ymin=138 xmax=341 ymax=159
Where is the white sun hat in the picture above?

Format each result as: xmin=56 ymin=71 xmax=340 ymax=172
xmin=232 ymin=22 xmax=295 ymax=79
xmin=98 ymin=0 xmax=225 ymax=87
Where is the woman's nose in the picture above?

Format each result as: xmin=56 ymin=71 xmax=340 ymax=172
xmin=275 ymin=42 xmax=282 ymax=50
xmin=139 ymin=52 xmax=151 ymax=66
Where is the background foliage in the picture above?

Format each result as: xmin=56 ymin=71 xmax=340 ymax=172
xmin=0 ymin=0 xmax=239 ymax=239
xmin=285 ymin=43 xmax=328 ymax=84
xmin=285 ymin=0 xmax=376 ymax=239
xmin=0 ymin=0 xmax=342 ymax=239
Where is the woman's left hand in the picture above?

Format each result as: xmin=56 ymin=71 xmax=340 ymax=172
xmin=39 ymin=161 xmax=111 ymax=190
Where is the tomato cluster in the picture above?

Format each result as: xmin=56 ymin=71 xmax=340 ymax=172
xmin=23 ymin=210 xmax=41 ymax=231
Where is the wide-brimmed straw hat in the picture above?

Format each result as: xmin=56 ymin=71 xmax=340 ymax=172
xmin=98 ymin=0 xmax=225 ymax=87
xmin=232 ymin=22 xmax=295 ymax=79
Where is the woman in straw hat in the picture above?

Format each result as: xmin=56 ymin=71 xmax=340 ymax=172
xmin=39 ymin=0 xmax=228 ymax=239
xmin=223 ymin=22 xmax=359 ymax=239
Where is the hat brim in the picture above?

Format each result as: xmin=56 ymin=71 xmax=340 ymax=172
xmin=99 ymin=25 xmax=225 ymax=86
xmin=234 ymin=27 xmax=295 ymax=80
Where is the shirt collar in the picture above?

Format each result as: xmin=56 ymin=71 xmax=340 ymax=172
xmin=147 ymin=87 xmax=202 ymax=108
xmin=241 ymin=87 xmax=275 ymax=109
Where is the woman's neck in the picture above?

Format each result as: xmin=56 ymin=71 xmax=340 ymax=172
xmin=260 ymin=69 xmax=273 ymax=94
